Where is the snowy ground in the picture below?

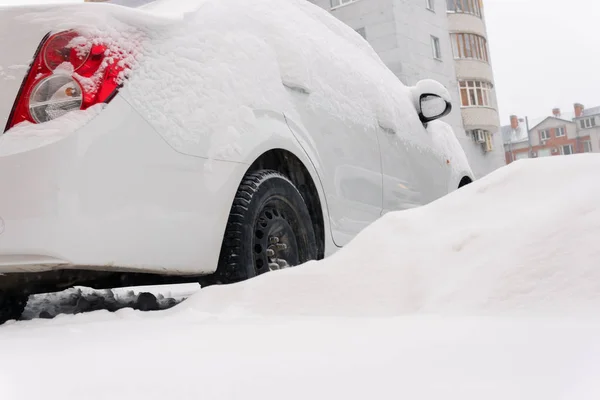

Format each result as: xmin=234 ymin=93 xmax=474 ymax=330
xmin=2 ymin=155 xmax=600 ymax=400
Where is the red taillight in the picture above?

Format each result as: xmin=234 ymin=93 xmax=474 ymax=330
xmin=4 ymin=30 xmax=133 ymax=132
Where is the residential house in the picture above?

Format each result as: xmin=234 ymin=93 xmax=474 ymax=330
xmin=503 ymin=104 xmax=596 ymax=164
xmin=502 ymin=116 xmax=530 ymax=163
xmin=573 ymin=104 xmax=600 ymax=153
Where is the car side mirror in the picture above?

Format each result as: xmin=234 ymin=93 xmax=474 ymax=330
xmin=411 ymin=79 xmax=452 ymax=124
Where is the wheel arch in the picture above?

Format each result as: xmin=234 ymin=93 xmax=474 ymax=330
xmin=458 ymin=176 xmax=473 ymax=188
xmin=246 ymin=148 xmax=325 ymax=260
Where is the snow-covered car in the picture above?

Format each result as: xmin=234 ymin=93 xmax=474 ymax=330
xmin=0 ymin=0 xmax=474 ymax=320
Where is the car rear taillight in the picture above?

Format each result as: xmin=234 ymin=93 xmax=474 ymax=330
xmin=4 ymin=30 xmax=132 ymax=132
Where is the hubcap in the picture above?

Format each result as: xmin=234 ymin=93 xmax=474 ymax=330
xmin=253 ymin=205 xmax=299 ymax=273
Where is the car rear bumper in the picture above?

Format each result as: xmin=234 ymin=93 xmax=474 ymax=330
xmin=0 ymin=94 xmax=245 ymax=275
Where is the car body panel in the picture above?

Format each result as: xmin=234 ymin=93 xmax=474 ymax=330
xmin=376 ymin=109 xmax=451 ymax=214
xmin=426 ymin=119 xmax=475 ymax=192
xmin=281 ymin=86 xmax=383 ymax=247
xmin=0 ymin=91 xmax=337 ymax=275
xmin=0 ymin=95 xmax=244 ymax=274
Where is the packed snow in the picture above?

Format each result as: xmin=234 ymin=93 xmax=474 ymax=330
xmin=120 ymin=0 xmax=451 ymax=163
xmin=1 ymin=155 xmax=600 ymax=399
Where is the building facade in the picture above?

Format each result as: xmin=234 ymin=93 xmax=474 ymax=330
xmin=574 ymin=105 xmax=600 ymax=153
xmin=503 ymin=104 xmax=597 ymax=164
xmin=446 ymin=0 xmax=503 ymax=174
xmin=312 ymin=0 xmax=505 ymax=178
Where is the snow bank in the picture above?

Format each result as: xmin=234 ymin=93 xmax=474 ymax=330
xmin=183 ymin=155 xmax=600 ymax=317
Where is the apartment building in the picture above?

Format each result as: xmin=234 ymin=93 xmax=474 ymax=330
xmin=503 ymin=104 xmax=597 ymax=164
xmin=446 ymin=0 xmax=503 ymax=173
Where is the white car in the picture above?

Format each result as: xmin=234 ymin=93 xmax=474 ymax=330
xmin=0 ymin=0 xmax=473 ymax=320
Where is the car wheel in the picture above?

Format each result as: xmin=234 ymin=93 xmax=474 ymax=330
xmin=215 ymin=169 xmax=318 ymax=284
xmin=0 ymin=291 xmax=28 ymax=325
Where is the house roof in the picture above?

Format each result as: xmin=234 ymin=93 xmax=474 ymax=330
xmin=527 ymin=112 xmax=575 ymax=129
xmin=501 ymin=122 xmax=529 ymax=144
xmin=528 ymin=116 xmax=575 ymax=132
xmin=581 ymin=106 xmax=600 ymax=118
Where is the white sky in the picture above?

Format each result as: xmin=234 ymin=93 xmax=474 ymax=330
xmin=2 ymin=0 xmax=597 ymax=125
xmin=485 ymin=0 xmax=600 ymax=124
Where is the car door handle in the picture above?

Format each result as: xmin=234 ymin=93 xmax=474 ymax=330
xmin=282 ymin=81 xmax=311 ymax=95
xmin=378 ymin=122 xmax=396 ymax=135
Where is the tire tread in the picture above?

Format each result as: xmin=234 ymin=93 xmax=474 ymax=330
xmin=214 ymin=170 xmax=301 ymax=283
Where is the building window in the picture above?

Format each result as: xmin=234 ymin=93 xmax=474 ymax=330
xmin=450 ymin=33 xmax=489 ymax=62
xmin=555 ymin=126 xmax=565 ymax=137
xmin=583 ymin=141 xmax=593 ymax=153
xmin=331 ymin=0 xmax=358 ymax=8
xmin=431 ymin=36 xmax=442 ymax=59
xmin=580 ymin=117 xmax=596 ymax=129
xmin=561 ymin=144 xmax=574 ymax=155
xmin=426 ymin=0 xmax=435 ymax=11
xmin=514 ymin=152 xmax=529 ymax=160
xmin=355 ymin=27 xmax=367 ymax=39
xmin=540 ymin=130 xmax=550 ymax=141
xmin=447 ymin=0 xmax=482 ymax=17
xmin=459 ymin=80 xmax=493 ymax=107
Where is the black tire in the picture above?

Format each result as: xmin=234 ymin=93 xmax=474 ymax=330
xmin=0 ymin=292 xmax=28 ymax=325
xmin=214 ymin=170 xmax=318 ymax=284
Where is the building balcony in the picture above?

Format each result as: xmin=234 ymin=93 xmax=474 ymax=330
xmin=461 ymin=107 xmax=500 ymax=132
xmin=447 ymin=11 xmax=487 ymax=37
xmin=454 ymin=58 xmax=494 ymax=82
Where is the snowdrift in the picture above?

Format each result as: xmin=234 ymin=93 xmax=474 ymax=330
xmin=184 ymin=155 xmax=600 ymax=317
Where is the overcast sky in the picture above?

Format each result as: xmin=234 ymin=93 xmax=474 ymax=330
xmin=484 ymin=0 xmax=600 ymax=124
xmin=2 ymin=0 xmax=598 ymax=125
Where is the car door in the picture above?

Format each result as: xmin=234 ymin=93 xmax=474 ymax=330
xmin=376 ymin=94 xmax=450 ymax=214
xmin=283 ymin=84 xmax=383 ymax=247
